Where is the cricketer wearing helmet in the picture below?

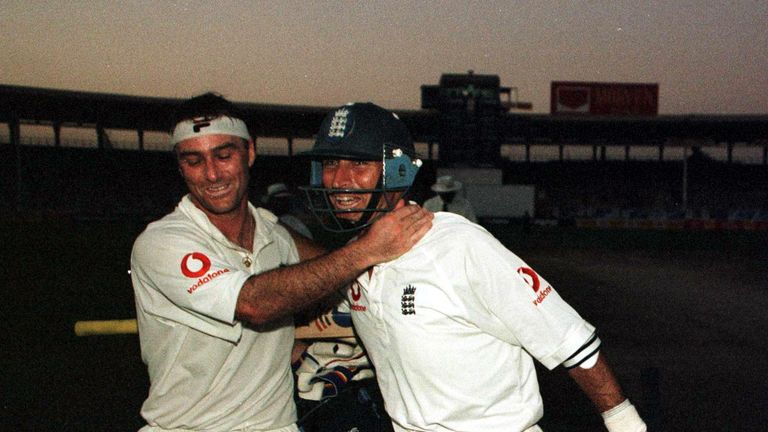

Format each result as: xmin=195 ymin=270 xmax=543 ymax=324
xmin=301 ymin=102 xmax=421 ymax=233
xmin=300 ymin=103 xmax=647 ymax=432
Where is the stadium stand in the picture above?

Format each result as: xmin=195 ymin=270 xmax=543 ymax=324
xmin=2 ymin=142 xmax=766 ymax=231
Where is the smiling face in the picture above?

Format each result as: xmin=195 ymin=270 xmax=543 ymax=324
xmin=175 ymin=133 xmax=255 ymax=217
xmin=321 ymin=159 xmax=383 ymax=222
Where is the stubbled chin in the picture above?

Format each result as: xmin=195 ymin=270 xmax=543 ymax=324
xmin=337 ymin=212 xmax=363 ymax=221
xmin=192 ymin=194 xmax=239 ymax=215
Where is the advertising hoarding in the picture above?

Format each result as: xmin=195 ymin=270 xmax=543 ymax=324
xmin=551 ymin=81 xmax=659 ymax=116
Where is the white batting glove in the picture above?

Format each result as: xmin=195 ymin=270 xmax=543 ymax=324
xmin=602 ymin=399 xmax=647 ymax=432
xmin=295 ymin=339 xmax=374 ymax=401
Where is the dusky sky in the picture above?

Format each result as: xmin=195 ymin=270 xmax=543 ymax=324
xmin=2 ymin=1 xmax=767 ymax=114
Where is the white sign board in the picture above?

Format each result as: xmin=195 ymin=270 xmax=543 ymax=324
xmin=465 ymin=184 xmax=535 ymax=218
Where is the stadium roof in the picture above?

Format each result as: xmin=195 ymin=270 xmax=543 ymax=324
xmin=2 ymin=84 xmax=767 ymax=146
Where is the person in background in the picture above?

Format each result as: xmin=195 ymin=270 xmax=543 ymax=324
xmin=130 ymin=93 xmax=432 ymax=432
xmin=262 ymin=182 xmax=314 ymax=239
xmin=300 ymin=101 xmax=647 ymax=432
xmin=422 ymin=174 xmax=478 ymax=223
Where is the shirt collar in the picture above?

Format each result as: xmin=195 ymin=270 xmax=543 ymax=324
xmin=178 ymin=194 xmax=277 ymax=252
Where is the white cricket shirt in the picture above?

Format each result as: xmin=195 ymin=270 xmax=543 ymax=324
xmin=347 ymin=212 xmax=598 ymax=432
xmin=131 ymin=195 xmax=300 ymax=432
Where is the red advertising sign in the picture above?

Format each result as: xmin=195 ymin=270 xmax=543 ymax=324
xmin=551 ymin=81 xmax=659 ymax=116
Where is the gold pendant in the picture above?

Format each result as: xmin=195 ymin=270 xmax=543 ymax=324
xmin=243 ymin=256 xmax=252 ymax=267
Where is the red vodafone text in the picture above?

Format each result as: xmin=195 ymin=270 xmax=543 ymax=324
xmin=187 ymin=268 xmax=230 ymax=294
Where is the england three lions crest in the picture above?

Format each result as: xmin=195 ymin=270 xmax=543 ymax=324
xmin=401 ymin=284 xmax=416 ymax=315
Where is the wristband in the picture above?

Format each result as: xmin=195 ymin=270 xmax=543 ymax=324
xmin=602 ymin=399 xmax=647 ymax=432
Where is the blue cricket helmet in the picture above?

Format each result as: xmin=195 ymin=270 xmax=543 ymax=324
xmin=299 ymin=103 xmax=422 ymax=232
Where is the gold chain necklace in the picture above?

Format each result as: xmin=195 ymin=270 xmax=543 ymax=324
xmin=241 ymin=215 xmax=254 ymax=268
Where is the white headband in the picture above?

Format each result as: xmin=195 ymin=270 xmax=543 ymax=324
xmin=171 ymin=115 xmax=252 ymax=145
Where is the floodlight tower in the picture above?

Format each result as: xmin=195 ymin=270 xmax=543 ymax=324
xmin=421 ymin=70 xmax=531 ymax=167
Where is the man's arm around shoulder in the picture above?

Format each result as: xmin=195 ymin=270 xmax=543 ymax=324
xmin=236 ymin=202 xmax=432 ymax=326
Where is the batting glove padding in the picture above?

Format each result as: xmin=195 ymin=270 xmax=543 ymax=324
xmin=295 ymin=339 xmax=374 ymax=401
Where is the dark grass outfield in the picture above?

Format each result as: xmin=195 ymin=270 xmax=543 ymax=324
xmin=2 ymin=219 xmax=766 ymax=431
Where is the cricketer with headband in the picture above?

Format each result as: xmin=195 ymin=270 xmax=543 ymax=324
xmin=296 ymin=102 xmax=647 ymax=432
xmin=129 ymin=93 xmax=432 ymax=432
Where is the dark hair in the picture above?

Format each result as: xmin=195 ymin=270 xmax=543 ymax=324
xmin=171 ymin=92 xmax=245 ymax=130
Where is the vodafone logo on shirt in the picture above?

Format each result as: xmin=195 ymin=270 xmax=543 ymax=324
xmin=517 ymin=267 xmax=540 ymax=292
xmin=349 ymin=281 xmax=366 ymax=312
xmin=181 ymin=252 xmax=211 ymax=277
xmin=181 ymin=252 xmax=230 ymax=294
xmin=517 ymin=267 xmax=552 ymax=306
